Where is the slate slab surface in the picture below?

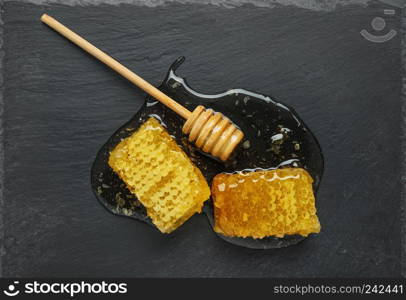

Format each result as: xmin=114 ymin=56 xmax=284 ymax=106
xmin=1 ymin=0 xmax=403 ymax=277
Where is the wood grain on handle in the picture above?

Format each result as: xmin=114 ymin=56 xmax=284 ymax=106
xmin=40 ymin=14 xmax=192 ymax=120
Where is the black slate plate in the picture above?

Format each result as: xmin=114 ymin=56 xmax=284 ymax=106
xmin=91 ymin=57 xmax=324 ymax=249
xmin=3 ymin=1 xmax=402 ymax=276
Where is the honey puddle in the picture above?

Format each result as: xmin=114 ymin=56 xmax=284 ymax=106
xmin=91 ymin=57 xmax=324 ymax=249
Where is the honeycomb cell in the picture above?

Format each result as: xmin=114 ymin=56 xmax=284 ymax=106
xmin=212 ymin=168 xmax=320 ymax=239
xmin=109 ymin=117 xmax=211 ymax=233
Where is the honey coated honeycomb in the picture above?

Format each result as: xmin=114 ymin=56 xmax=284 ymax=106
xmin=212 ymin=168 xmax=320 ymax=239
xmin=109 ymin=117 xmax=211 ymax=233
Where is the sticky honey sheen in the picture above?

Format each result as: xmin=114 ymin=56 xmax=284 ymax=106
xmin=108 ymin=117 xmax=211 ymax=233
xmin=212 ymin=168 xmax=320 ymax=239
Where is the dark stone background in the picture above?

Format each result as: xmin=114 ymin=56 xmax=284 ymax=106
xmin=0 ymin=0 xmax=402 ymax=277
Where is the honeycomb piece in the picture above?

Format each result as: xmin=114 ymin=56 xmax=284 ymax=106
xmin=212 ymin=168 xmax=320 ymax=239
xmin=109 ymin=117 xmax=210 ymax=233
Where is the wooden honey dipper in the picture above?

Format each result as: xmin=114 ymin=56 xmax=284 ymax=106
xmin=41 ymin=14 xmax=244 ymax=161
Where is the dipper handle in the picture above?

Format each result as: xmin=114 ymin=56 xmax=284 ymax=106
xmin=41 ymin=14 xmax=191 ymax=120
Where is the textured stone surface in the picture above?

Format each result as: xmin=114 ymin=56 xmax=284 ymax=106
xmin=0 ymin=0 xmax=403 ymax=277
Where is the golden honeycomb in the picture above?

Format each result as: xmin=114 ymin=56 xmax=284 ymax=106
xmin=212 ymin=168 xmax=320 ymax=239
xmin=108 ymin=117 xmax=211 ymax=233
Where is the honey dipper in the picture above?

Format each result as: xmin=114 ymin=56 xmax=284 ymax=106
xmin=41 ymin=14 xmax=244 ymax=161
